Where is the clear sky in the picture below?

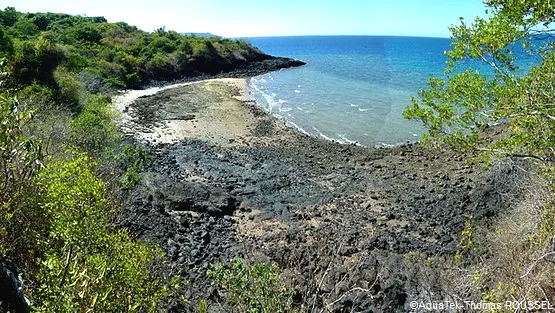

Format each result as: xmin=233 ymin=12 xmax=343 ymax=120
xmin=2 ymin=0 xmax=487 ymax=38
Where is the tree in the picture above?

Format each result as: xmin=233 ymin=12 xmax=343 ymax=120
xmin=404 ymin=1 xmax=555 ymax=161
xmin=0 ymin=27 xmax=14 ymax=58
xmin=0 ymin=7 xmax=19 ymax=27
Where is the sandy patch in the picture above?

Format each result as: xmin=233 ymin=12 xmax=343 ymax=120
xmin=112 ymin=78 xmax=254 ymax=145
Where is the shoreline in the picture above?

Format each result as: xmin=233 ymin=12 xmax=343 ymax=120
xmin=116 ymin=75 xmax=532 ymax=311
xmin=113 ymin=76 xmax=418 ymax=149
xmin=112 ymin=78 xmax=256 ymax=145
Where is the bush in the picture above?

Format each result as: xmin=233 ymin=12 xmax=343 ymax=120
xmin=30 ymin=153 xmax=174 ymax=313
xmin=115 ymin=144 xmax=150 ymax=188
xmin=53 ymin=68 xmax=83 ymax=111
xmin=145 ymin=52 xmax=174 ymax=78
xmin=69 ymin=94 xmax=119 ymax=156
xmin=18 ymin=82 xmax=54 ymax=109
xmin=207 ymin=257 xmax=294 ymax=313
xmin=0 ymin=92 xmax=44 ymax=269
xmin=124 ymin=72 xmax=141 ymax=88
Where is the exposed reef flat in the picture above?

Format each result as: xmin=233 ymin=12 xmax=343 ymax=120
xmin=114 ymin=78 xmax=534 ymax=312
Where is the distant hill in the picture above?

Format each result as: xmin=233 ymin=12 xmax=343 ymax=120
xmin=180 ymin=32 xmax=221 ymax=39
xmin=0 ymin=8 xmax=304 ymax=89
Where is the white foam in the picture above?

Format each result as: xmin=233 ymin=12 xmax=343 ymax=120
xmin=313 ymin=127 xmax=335 ymax=142
xmin=338 ymin=134 xmax=360 ymax=145
xmin=294 ymin=89 xmax=301 ymax=93
xmin=358 ymin=108 xmax=370 ymax=112
xmin=250 ymin=80 xmax=276 ymax=112
xmin=287 ymin=121 xmax=311 ymax=136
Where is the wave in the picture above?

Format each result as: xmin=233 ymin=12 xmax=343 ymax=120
xmin=287 ymin=121 xmax=311 ymax=136
xmin=338 ymin=134 xmax=360 ymax=145
xmin=294 ymin=89 xmax=301 ymax=93
xmin=250 ymin=80 xmax=277 ymax=112
xmin=312 ymin=127 xmax=335 ymax=142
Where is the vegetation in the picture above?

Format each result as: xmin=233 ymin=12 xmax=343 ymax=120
xmin=207 ymin=257 xmax=294 ymax=313
xmin=0 ymin=8 xmax=263 ymax=91
xmin=405 ymin=0 xmax=555 ymax=308
xmin=404 ymin=0 xmax=555 ymax=159
xmin=0 ymin=5 xmax=269 ymax=312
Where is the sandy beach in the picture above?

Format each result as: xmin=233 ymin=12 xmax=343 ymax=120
xmin=113 ymin=78 xmax=297 ymax=147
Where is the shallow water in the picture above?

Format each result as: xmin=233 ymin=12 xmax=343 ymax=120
xmin=246 ymin=36 xmax=454 ymax=146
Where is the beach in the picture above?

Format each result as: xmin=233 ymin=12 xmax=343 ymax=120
xmin=114 ymin=79 xmax=532 ymax=311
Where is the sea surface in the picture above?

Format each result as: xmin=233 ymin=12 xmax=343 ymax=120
xmin=245 ymin=35 xmax=537 ymax=146
xmin=245 ymin=36 xmax=450 ymax=146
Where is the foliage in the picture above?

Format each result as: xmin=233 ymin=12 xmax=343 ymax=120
xmin=69 ymin=94 xmax=119 ymax=155
xmin=404 ymin=1 xmax=555 ymax=160
xmin=0 ymin=88 xmax=44 ymax=269
xmin=0 ymin=8 xmax=267 ymax=90
xmin=53 ymin=67 xmax=83 ymax=110
xmin=0 ymin=7 xmax=271 ymax=312
xmin=207 ymin=257 xmax=294 ymax=313
xmin=0 ymin=92 xmax=42 ymax=202
xmin=115 ymin=144 xmax=151 ymax=188
xmin=404 ymin=1 xmax=555 ymax=309
xmin=0 ymin=7 xmax=20 ymax=27
xmin=0 ymin=26 xmax=14 ymax=58
xmin=31 ymin=154 xmax=172 ymax=313
xmin=9 ymin=32 xmax=65 ymax=87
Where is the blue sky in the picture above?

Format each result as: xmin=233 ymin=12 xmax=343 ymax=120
xmin=3 ymin=0 xmax=487 ymax=38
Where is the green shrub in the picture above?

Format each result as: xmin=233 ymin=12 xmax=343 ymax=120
xmin=145 ymin=52 xmax=174 ymax=78
xmin=18 ymin=82 xmax=54 ymax=108
xmin=53 ymin=68 xmax=83 ymax=110
xmin=124 ymin=72 xmax=141 ymax=88
xmin=207 ymin=257 xmax=294 ymax=313
xmin=0 ymin=27 xmax=14 ymax=58
xmin=0 ymin=92 xmax=44 ymax=269
xmin=9 ymin=33 xmax=65 ymax=87
xmin=69 ymin=94 xmax=119 ymax=156
xmin=115 ymin=144 xmax=150 ymax=188
xmin=9 ymin=16 xmax=40 ymax=39
xmin=30 ymin=153 xmax=174 ymax=312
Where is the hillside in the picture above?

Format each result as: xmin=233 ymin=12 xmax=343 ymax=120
xmin=0 ymin=7 xmax=303 ymax=91
xmin=0 ymin=7 xmax=304 ymax=312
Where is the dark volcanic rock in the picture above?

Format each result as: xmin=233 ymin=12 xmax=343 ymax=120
xmin=117 ymin=79 xmax=536 ymax=312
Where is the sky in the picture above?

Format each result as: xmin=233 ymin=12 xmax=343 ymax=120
xmin=2 ymin=0 xmax=487 ymax=38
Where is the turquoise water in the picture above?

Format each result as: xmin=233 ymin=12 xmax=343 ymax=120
xmin=246 ymin=36 xmax=543 ymax=146
xmin=246 ymin=36 xmax=453 ymax=146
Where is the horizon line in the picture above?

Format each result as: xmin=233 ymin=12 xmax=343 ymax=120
xmin=230 ymin=34 xmax=451 ymax=39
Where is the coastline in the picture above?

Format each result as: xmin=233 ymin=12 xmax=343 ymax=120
xmin=116 ymin=74 xmax=532 ymax=311
xmin=113 ymin=78 xmax=254 ymax=145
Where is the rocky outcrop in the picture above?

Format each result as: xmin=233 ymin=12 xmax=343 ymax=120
xmin=146 ymin=44 xmax=306 ymax=83
xmin=116 ymin=81 xmax=536 ymax=312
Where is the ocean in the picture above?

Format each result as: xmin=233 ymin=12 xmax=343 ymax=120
xmin=245 ymin=36 xmax=452 ymax=146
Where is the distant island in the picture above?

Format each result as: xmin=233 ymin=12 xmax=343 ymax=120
xmin=180 ymin=32 xmax=221 ymax=38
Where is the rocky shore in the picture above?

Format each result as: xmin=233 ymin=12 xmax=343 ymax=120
xmin=114 ymin=74 xmax=534 ymax=312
